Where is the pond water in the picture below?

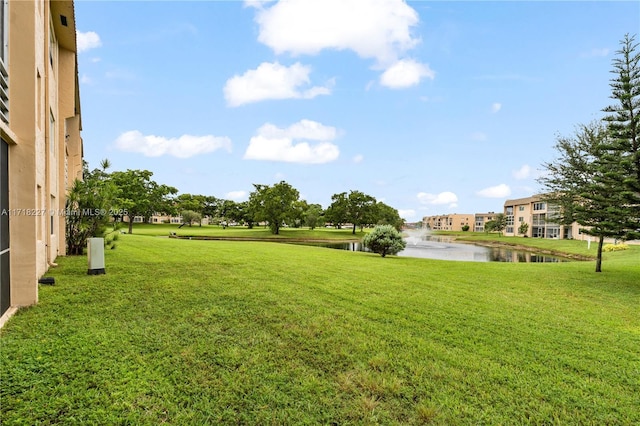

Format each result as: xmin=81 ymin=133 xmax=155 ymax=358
xmin=292 ymin=232 xmax=569 ymax=263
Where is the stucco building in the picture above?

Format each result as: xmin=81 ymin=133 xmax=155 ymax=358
xmin=503 ymin=195 xmax=582 ymax=239
xmin=423 ymin=214 xmax=473 ymax=231
xmin=0 ymin=0 xmax=83 ymax=322
xmin=473 ymin=212 xmax=497 ymax=233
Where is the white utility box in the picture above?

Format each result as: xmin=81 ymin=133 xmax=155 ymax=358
xmin=87 ymin=238 xmax=106 ymax=275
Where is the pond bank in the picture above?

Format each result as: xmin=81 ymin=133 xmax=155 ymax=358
xmin=453 ymin=238 xmax=596 ymax=261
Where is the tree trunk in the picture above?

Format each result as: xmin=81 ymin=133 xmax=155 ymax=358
xmin=352 ymin=223 xmax=356 ymax=234
xmin=128 ymin=216 xmax=134 ymax=234
xmin=595 ymin=235 xmax=604 ymax=272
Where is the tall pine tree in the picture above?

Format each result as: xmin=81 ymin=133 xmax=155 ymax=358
xmin=601 ymin=33 xmax=640 ymax=240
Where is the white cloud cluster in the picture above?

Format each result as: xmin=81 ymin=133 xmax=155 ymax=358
xmin=244 ymin=119 xmax=339 ymax=164
xmin=476 ymin=184 xmax=511 ymax=198
xmin=491 ymin=102 xmax=502 ymax=113
xmin=417 ymin=191 xmax=458 ymax=208
xmin=224 ymin=62 xmax=332 ymax=107
xmin=76 ymin=31 xmax=102 ymax=53
xmin=512 ymin=164 xmax=532 ymax=180
xmin=398 ymin=209 xmax=417 ymax=220
xmin=114 ymin=130 xmax=232 ymax=159
xmin=247 ymin=0 xmax=433 ymax=90
xmin=252 ymin=0 xmax=418 ymax=63
xmin=226 ymin=191 xmax=248 ymax=201
xmin=379 ymin=59 xmax=435 ymax=89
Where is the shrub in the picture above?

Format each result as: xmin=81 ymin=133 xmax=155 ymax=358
xmin=603 ymin=243 xmax=629 ymax=252
xmin=362 ymin=225 xmax=407 ymax=257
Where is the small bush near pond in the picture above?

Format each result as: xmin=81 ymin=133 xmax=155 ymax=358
xmin=363 ymin=225 xmax=407 ymax=257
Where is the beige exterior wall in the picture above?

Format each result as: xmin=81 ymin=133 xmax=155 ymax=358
xmin=0 ymin=0 xmax=82 ymax=318
xmin=503 ymin=195 xmax=584 ymax=240
xmin=473 ymin=212 xmax=497 ymax=232
xmin=423 ymin=214 xmax=473 ymax=231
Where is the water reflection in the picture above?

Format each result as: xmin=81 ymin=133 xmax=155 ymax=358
xmin=292 ymin=233 xmax=568 ymax=263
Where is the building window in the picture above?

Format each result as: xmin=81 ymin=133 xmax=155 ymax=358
xmin=519 ymin=206 xmax=525 ymax=211
xmin=49 ymin=112 xmax=56 ymax=156
xmin=547 ymin=227 xmax=560 ymax=239
xmin=506 ymin=206 xmax=513 ymax=215
xmin=506 ymin=227 xmax=514 ymax=234
xmin=0 ymin=0 xmax=8 ymax=124
xmin=518 ymin=216 xmax=524 ymax=222
xmin=533 ymin=202 xmax=546 ymax=211
xmin=49 ymin=21 xmax=57 ymax=69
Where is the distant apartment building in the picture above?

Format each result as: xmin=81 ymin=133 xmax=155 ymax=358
xmin=503 ymin=195 xmax=582 ymax=239
xmin=474 ymin=212 xmax=496 ymax=232
xmin=124 ymin=214 xmax=210 ymax=225
xmin=1 ymin=1 xmax=83 ymax=321
xmin=423 ymin=214 xmax=473 ymax=231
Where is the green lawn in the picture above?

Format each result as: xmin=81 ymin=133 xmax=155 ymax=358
xmin=1 ymin=234 xmax=638 ymax=424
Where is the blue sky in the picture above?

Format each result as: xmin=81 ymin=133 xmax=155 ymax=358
xmin=74 ymin=1 xmax=639 ymax=222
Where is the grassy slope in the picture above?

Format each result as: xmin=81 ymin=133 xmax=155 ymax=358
xmin=1 ymin=235 xmax=638 ymax=425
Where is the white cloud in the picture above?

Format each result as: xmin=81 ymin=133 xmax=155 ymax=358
xmin=226 ymin=191 xmax=248 ymax=201
xmin=353 ymin=154 xmax=364 ymax=163
xmin=513 ymin=164 xmax=532 ymax=180
xmin=491 ymin=102 xmax=502 ymax=113
xmin=80 ymin=74 xmax=92 ymax=85
xmin=76 ymin=31 xmax=102 ymax=53
xmin=417 ymin=191 xmax=458 ymax=207
xmin=244 ymin=120 xmax=340 ymax=164
xmin=379 ymin=59 xmax=435 ymax=89
xmin=252 ymin=0 xmax=420 ymax=66
xmin=398 ymin=209 xmax=416 ymax=220
xmin=114 ymin=130 xmax=232 ymax=159
xmin=244 ymin=0 xmax=276 ymax=8
xmin=224 ymin=62 xmax=332 ymax=107
xmin=476 ymin=184 xmax=511 ymax=198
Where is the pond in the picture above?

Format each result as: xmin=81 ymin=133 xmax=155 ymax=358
xmin=290 ymin=233 xmax=570 ymax=263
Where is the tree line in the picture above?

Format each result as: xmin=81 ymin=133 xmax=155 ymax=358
xmin=65 ymin=164 xmax=405 ymax=254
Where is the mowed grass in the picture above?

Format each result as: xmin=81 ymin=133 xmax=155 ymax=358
xmin=1 ymin=235 xmax=639 ymax=424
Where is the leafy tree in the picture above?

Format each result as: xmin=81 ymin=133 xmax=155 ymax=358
xmin=325 ymin=192 xmax=348 ymax=228
xmin=539 ymin=122 xmax=630 ymax=272
xmin=202 ymin=196 xmax=222 ymax=220
xmin=363 ymin=225 xmax=407 ymax=257
xmin=518 ymin=222 xmax=529 ymax=237
xmin=462 ymin=224 xmax=470 ymax=232
xmin=175 ymin=194 xmax=206 ymax=216
xmin=216 ymin=199 xmax=245 ymax=228
xmin=180 ymin=210 xmax=202 ymax=227
xmin=65 ymin=159 xmax=116 ymax=255
xmin=485 ymin=213 xmax=506 ymax=236
xmin=347 ymin=190 xmax=377 ymax=234
xmin=249 ymin=181 xmax=300 ymax=234
xmin=601 ymin=33 xmax=640 ymax=240
xmin=110 ymin=169 xmax=178 ymax=234
xmin=303 ymin=203 xmax=324 ymax=230
xmin=237 ymin=201 xmax=255 ymax=228
xmin=374 ymin=201 xmax=404 ymax=231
